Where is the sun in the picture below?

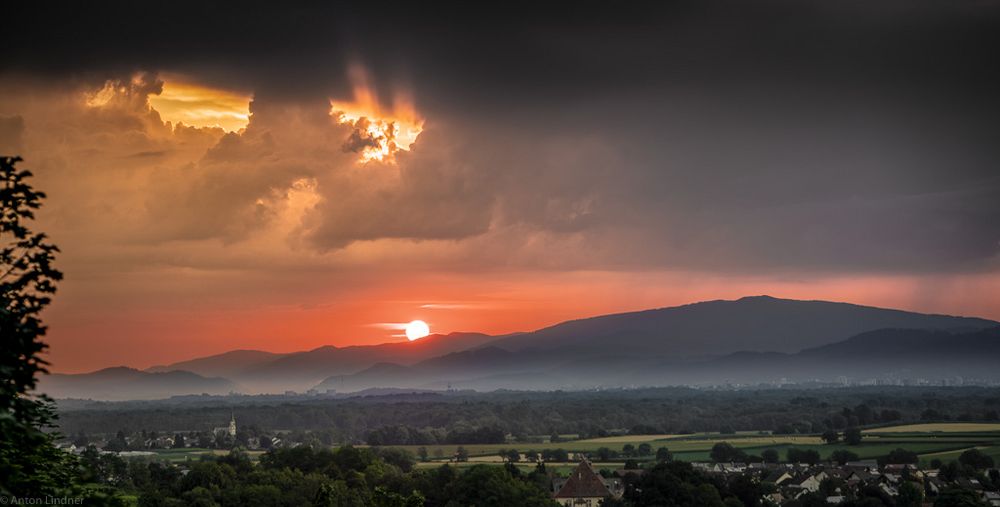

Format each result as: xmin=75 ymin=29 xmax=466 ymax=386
xmin=405 ymin=320 xmax=430 ymax=341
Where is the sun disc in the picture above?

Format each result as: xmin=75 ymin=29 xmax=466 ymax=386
xmin=405 ymin=320 xmax=430 ymax=341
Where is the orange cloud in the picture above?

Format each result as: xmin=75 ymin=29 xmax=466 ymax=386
xmin=329 ymin=65 xmax=423 ymax=163
xmin=148 ymin=75 xmax=251 ymax=132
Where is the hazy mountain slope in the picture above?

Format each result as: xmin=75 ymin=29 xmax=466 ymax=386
xmin=40 ymin=367 xmax=237 ymax=401
xmin=799 ymin=326 xmax=1000 ymax=359
xmin=313 ymin=326 xmax=1000 ymax=392
xmin=314 ymin=346 xmax=541 ymax=392
xmin=230 ymin=332 xmax=496 ymax=392
xmin=147 ymin=350 xmax=287 ymax=378
xmin=488 ymin=296 xmax=997 ymax=357
xmin=84 ymin=297 xmax=1000 ymax=398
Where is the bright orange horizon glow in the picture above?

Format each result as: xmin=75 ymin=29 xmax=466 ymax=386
xmin=43 ymin=270 xmax=1000 ymax=373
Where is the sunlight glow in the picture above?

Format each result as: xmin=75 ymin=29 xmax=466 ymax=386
xmin=405 ymin=320 xmax=430 ymax=341
xmin=149 ymin=78 xmax=251 ymax=132
xmin=85 ymin=73 xmax=252 ymax=132
xmin=329 ymin=66 xmax=423 ymax=163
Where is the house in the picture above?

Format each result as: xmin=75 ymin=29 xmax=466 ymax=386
xmin=763 ymin=469 xmax=794 ymax=485
xmin=55 ymin=442 xmax=77 ymax=454
xmin=845 ymin=460 xmax=879 ymax=471
xmin=793 ymin=474 xmax=822 ymax=493
xmin=762 ymin=492 xmax=785 ymax=505
xmin=553 ymin=460 xmax=620 ymax=507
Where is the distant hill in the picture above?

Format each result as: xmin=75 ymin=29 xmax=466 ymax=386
xmin=147 ymin=350 xmax=287 ymax=378
xmin=487 ymin=295 xmax=997 ymax=358
xmin=149 ymin=332 xmax=497 ymax=393
xmin=39 ymin=367 xmax=237 ymax=401
xmin=799 ymin=326 xmax=1000 ymax=359
xmin=312 ymin=326 xmax=1000 ymax=392
xmin=60 ymin=296 xmax=1000 ymax=399
xmin=313 ymin=346 xmax=534 ymax=392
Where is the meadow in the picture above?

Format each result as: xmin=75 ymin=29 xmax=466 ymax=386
xmin=382 ymin=423 xmax=1000 ymax=466
xmin=144 ymin=422 xmax=1000 ymax=469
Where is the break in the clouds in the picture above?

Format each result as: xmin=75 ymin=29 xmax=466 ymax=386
xmin=2 ymin=0 xmax=999 ymax=370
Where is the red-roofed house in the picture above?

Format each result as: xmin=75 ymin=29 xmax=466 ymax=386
xmin=553 ymin=459 xmax=620 ymax=506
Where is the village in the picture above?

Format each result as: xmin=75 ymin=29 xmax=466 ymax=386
xmin=53 ymin=414 xmax=1000 ymax=506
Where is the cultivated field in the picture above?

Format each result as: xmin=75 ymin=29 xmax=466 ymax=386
xmin=145 ymin=422 xmax=1000 ymax=469
xmin=863 ymin=423 xmax=1000 ymax=434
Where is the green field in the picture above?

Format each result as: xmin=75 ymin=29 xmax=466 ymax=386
xmin=144 ymin=422 xmax=1000 ymax=468
xmin=379 ymin=423 xmax=1000 ymax=466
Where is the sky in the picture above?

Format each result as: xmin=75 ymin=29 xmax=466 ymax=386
xmin=2 ymin=1 xmax=999 ymax=372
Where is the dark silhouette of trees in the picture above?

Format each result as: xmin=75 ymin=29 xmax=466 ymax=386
xmin=637 ymin=442 xmax=653 ymax=456
xmin=710 ymin=442 xmax=747 ymax=463
xmin=844 ymin=427 xmax=863 ymax=445
xmin=761 ymin=449 xmax=779 ymax=464
xmin=0 ymin=156 xmax=73 ymax=496
xmin=655 ymin=446 xmax=673 ymax=462
xmin=786 ymin=448 xmax=821 ymax=465
xmin=958 ymin=448 xmax=995 ymax=470
xmin=883 ymin=448 xmax=919 ymax=465
xmin=896 ymin=481 xmax=923 ymax=507
xmin=623 ymin=461 xmax=738 ymax=507
xmin=830 ymin=450 xmax=860 ymax=466
xmin=932 ymin=488 xmax=989 ymax=507
xmin=821 ymin=429 xmax=839 ymax=444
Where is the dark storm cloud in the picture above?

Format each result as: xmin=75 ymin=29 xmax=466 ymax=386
xmin=4 ymin=0 xmax=1000 ymax=273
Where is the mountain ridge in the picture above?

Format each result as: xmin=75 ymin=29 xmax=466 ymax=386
xmin=39 ymin=367 xmax=237 ymax=401
xmin=53 ymin=296 xmax=1000 ymax=399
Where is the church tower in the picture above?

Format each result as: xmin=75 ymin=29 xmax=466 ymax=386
xmin=228 ymin=412 xmax=237 ymax=437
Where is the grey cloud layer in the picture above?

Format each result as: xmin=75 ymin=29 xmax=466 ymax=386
xmin=2 ymin=1 xmax=999 ymax=274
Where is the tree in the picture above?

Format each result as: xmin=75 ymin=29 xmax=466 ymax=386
xmin=505 ymin=449 xmax=521 ymax=463
xmin=622 ymin=443 xmax=636 ymax=457
xmin=884 ymin=448 xmax=919 ymax=465
xmin=417 ymin=446 xmax=428 ymax=462
xmin=0 ymin=157 xmax=73 ymax=496
xmin=637 ymin=443 xmax=653 ymax=456
xmin=958 ymin=448 xmax=995 ymax=470
xmin=710 ymin=442 xmax=746 ymax=463
xmin=541 ymin=448 xmax=568 ymax=462
xmin=596 ymin=447 xmax=616 ymax=461
xmin=174 ymin=433 xmax=186 ymax=449
xmin=626 ymin=461 xmax=727 ymax=507
xmin=442 ymin=464 xmax=556 ymax=507
xmin=455 ymin=446 xmax=469 ymax=462
xmin=844 ymin=427 xmax=863 ymax=445
xmin=932 ymin=488 xmax=988 ymax=507
xmin=938 ymin=461 xmax=962 ymax=482
xmin=761 ymin=449 xmax=779 ymax=464
xmin=896 ymin=481 xmax=923 ymax=507
xmin=786 ymin=448 xmax=821 ymax=465
xmin=656 ymin=446 xmax=673 ymax=462
xmin=821 ymin=429 xmax=839 ymax=444
xmin=830 ymin=450 xmax=859 ymax=466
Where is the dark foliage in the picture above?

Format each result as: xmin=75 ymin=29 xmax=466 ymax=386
xmin=0 ymin=156 xmax=74 ymax=495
